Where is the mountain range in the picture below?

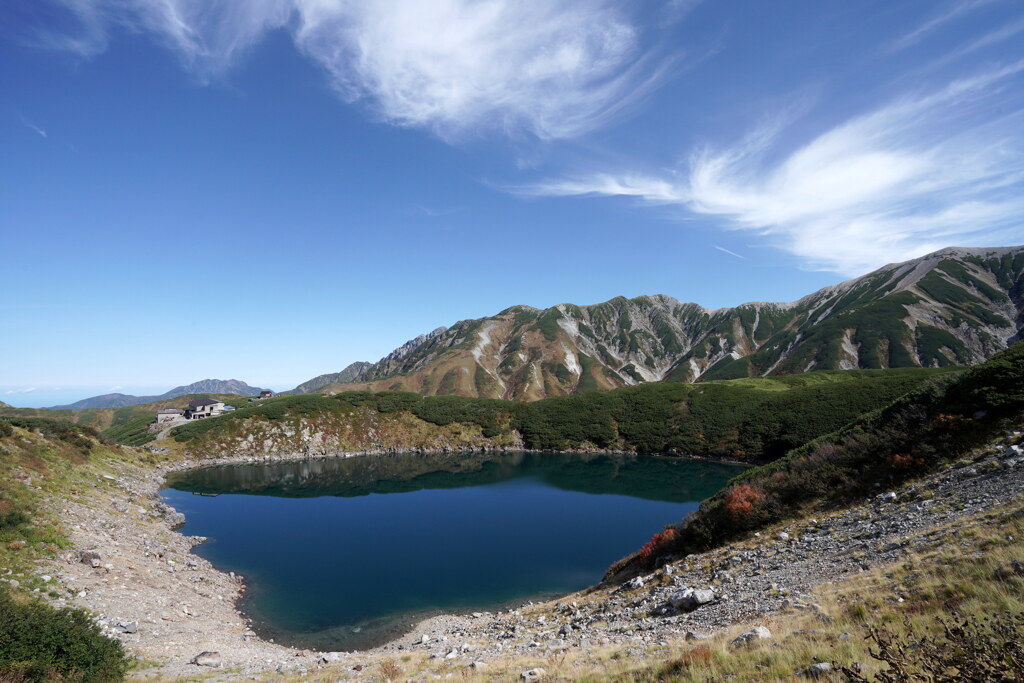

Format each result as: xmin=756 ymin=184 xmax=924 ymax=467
xmin=291 ymin=246 xmax=1024 ymax=400
xmin=48 ymin=379 xmax=267 ymax=411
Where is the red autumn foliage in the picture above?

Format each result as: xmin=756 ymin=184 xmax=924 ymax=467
xmin=887 ymin=453 xmax=925 ymax=470
xmin=723 ymin=484 xmax=764 ymax=524
xmin=637 ymin=528 xmax=678 ymax=567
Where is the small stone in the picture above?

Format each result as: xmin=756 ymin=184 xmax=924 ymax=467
xmin=116 ymin=621 xmax=138 ymax=634
xmin=191 ymin=651 xmax=222 ymax=668
xmin=625 ymin=576 xmax=646 ymax=590
xmin=79 ymin=551 xmax=101 ymax=565
xmin=881 ymin=492 xmax=898 ymax=503
xmin=521 ymin=668 xmax=547 ymax=681
xmin=685 ymin=631 xmax=709 ymax=641
xmin=807 ymin=662 xmax=833 ymax=678
xmin=320 ymin=652 xmax=341 ymax=664
xmin=731 ymin=626 xmax=772 ymax=647
xmin=420 ymin=634 xmax=430 ymax=645
xmin=777 ymin=532 xmax=790 ymax=541
xmin=470 ymin=661 xmax=487 ymax=669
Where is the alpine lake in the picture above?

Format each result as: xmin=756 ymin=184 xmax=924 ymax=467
xmin=162 ymin=451 xmax=745 ymax=651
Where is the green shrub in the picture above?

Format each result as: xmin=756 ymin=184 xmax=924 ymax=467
xmin=637 ymin=341 xmax=1024 ymax=569
xmin=0 ymin=418 xmax=98 ymax=452
xmin=0 ymin=589 xmax=129 ymax=682
xmin=0 ymin=421 xmax=12 ymax=438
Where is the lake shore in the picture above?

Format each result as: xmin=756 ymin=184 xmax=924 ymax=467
xmin=41 ymin=435 xmax=1024 ymax=680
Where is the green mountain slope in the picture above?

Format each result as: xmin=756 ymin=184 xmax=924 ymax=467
xmin=300 ymin=246 xmax=1023 ymax=400
xmin=173 ymin=368 xmax=949 ymax=462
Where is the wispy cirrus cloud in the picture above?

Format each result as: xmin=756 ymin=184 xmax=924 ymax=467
xmin=890 ymin=0 xmax=998 ymax=52
xmin=712 ymin=245 xmax=744 ymax=260
xmin=4 ymin=387 xmax=37 ymax=395
xmin=20 ymin=116 xmax=47 ymax=138
xmin=521 ymin=62 xmax=1024 ymax=275
xmin=32 ymin=0 xmax=667 ymax=140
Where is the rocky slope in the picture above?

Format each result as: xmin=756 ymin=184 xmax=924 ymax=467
xmin=288 ymin=362 xmax=372 ymax=395
xmin=49 ymin=379 xmax=268 ymax=410
xmin=304 ymin=246 xmax=1024 ymax=400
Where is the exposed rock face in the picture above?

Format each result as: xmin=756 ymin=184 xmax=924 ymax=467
xmin=302 ymin=246 xmax=1024 ymax=400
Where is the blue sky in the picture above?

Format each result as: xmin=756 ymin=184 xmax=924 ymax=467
xmin=2 ymin=0 xmax=1023 ymax=406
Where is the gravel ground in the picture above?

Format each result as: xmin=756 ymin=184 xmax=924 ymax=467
xmin=25 ymin=430 xmax=1024 ymax=680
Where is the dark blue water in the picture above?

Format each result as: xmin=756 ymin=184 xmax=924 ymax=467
xmin=162 ymin=451 xmax=742 ymax=650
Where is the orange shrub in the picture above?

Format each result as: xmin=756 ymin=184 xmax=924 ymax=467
xmin=637 ymin=528 xmax=678 ymax=567
xmin=723 ymin=484 xmax=764 ymax=524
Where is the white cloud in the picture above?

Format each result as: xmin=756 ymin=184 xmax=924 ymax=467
xmin=20 ymin=117 xmax=47 ymax=138
xmin=4 ymin=387 xmax=37 ymax=395
xmin=712 ymin=245 xmax=744 ymax=260
xmin=890 ymin=0 xmax=997 ymax=52
xmin=524 ymin=63 xmax=1024 ymax=275
xmin=109 ymin=385 xmax=123 ymax=391
xmin=37 ymin=0 xmax=664 ymax=139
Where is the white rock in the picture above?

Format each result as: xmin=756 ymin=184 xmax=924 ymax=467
xmin=191 ymin=651 xmax=222 ymax=667
xmin=731 ymin=626 xmax=772 ymax=647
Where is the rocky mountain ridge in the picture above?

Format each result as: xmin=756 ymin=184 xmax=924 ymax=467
xmin=304 ymin=246 xmax=1024 ymax=400
xmin=49 ymin=379 xmax=267 ymax=411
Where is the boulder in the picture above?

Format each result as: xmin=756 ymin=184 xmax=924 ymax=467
xmin=625 ymin=576 xmax=645 ymax=590
xmin=521 ymin=668 xmax=547 ymax=681
xmin=670 ymin=588 xmax=716 ymax=611
xmin=731 ymin=626 xmax=772 ymax=647
xmin=191 ymin=652 xmax=222 ymax=667
xmin=320 ymin=652 xmax=342 ymax=664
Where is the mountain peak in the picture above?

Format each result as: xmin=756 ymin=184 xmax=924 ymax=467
xmin=48 ymin=379 xmax=267 ymax=411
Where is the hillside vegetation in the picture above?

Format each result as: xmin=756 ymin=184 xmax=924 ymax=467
xmin=171 ymin=368 xmax=950 ymax=462
xmin=615 ymin=339 xmax=1024 ymax=577
xmin=0 ymin=421 xmax=133 ymax=681
xmin=0 ymin=393 xmax=257 ymax=447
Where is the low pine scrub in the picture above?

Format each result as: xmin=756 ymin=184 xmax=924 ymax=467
xmin=626 ymin=341 xmax=1024 ymax=571
xmin=0 ymin=589 xmax=129 ymax=682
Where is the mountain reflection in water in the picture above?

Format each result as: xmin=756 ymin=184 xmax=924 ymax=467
xmin=162 ymin=452 xmax=744 ymax=651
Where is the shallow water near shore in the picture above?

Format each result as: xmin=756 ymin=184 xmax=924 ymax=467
xmin=162 ymin=451 xmax=743 ymax=651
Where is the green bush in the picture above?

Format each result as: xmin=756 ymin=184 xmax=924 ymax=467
xmin=638 ymin=341 xmax=1024 ymax=569
xmin=102 ymin=416 xmax=155 ymax=446
xmin=0 ymin=589 xmax=129 ymax=682
xmin=0 ymin=418 xmax=98 ymax=453
xmin=0 ymin=421 xmax=12 ymax=438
